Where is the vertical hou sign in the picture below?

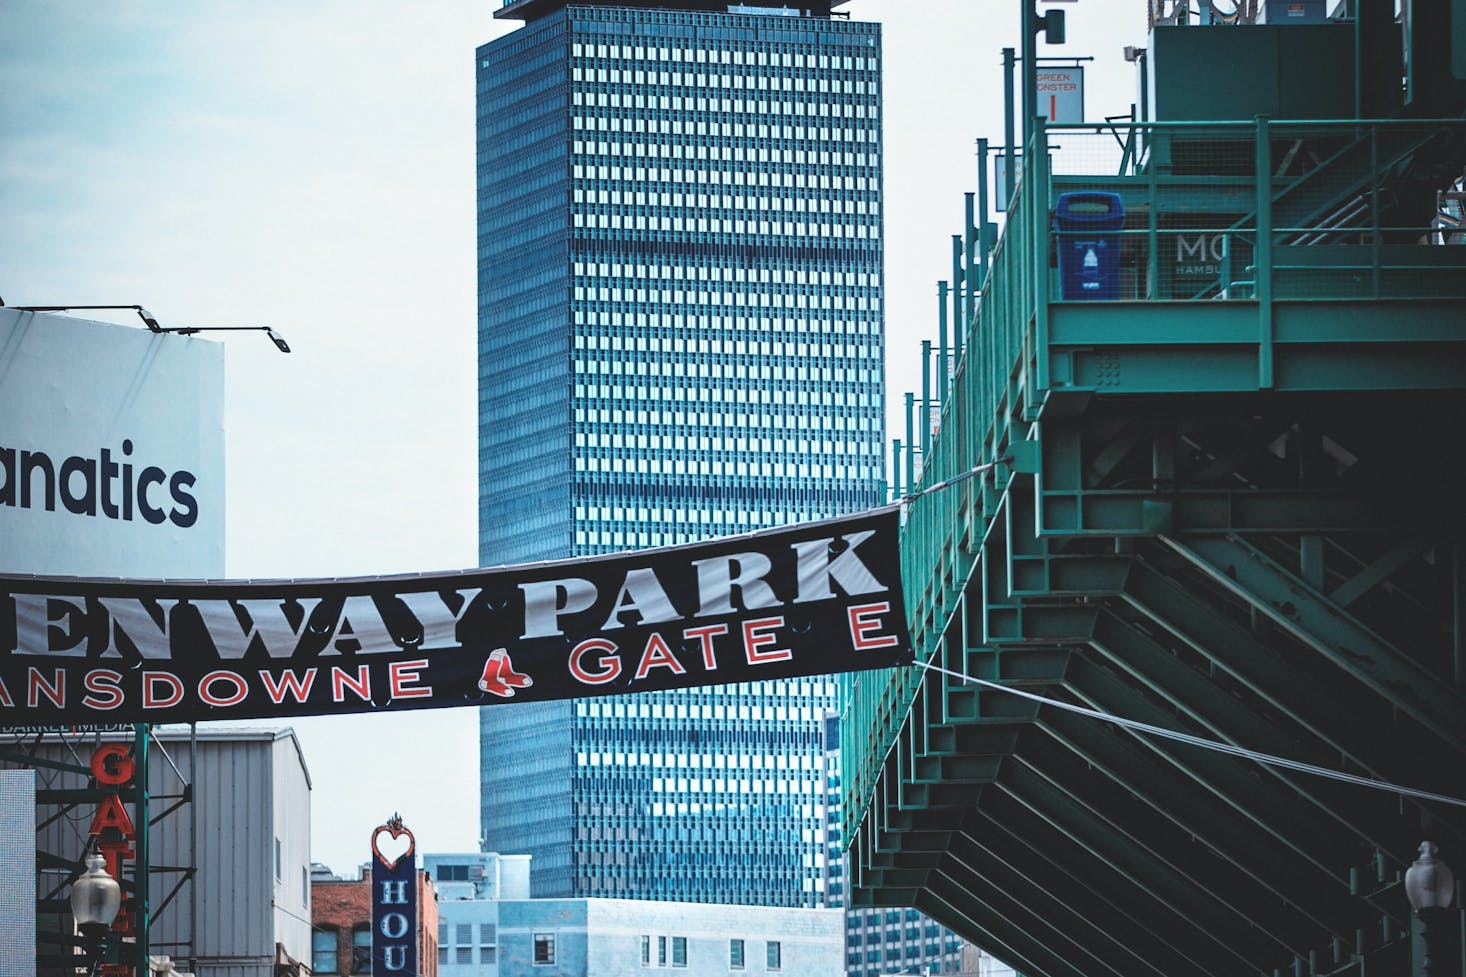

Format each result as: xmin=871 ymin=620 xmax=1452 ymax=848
xmin=370 ymin=814 xmax=418 ymax=974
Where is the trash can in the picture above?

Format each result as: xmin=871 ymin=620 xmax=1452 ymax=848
xmin=1054 ymin=191 xmax=1125 ymax=300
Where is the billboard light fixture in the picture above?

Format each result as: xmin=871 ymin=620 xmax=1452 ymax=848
xmin=9 ymin=304 xmax=290 ymax=353
xmin=164 ymin=324 xmax=292 ymax=354
xmin=10 ymin=303 xmax=162 ymax=332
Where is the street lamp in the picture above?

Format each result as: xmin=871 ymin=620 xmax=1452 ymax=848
xmin=1405 ymin=841 xmax=1456 ymax=977
xmin=70 ymin=840 xmax=122 ymax=974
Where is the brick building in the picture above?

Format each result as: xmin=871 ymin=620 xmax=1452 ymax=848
xmin=311 ymin=871 xmax=438 ymax=976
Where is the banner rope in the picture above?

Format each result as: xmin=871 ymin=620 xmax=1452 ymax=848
xmin=913 ymin=656 xmax=1466 ymax=809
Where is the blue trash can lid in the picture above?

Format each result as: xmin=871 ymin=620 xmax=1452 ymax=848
xmin=1054 ymin=191 xmax=1124 ymax=219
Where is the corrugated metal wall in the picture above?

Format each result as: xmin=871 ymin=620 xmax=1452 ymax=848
xmin=0 ymin=770 xmax=37 ymax=975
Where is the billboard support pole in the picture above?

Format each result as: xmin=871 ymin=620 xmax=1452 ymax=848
xmin=133 ymin=723 xmax=149 ymax=977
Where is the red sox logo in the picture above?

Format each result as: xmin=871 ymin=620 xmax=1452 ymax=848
xmin=478 ymin=648 xmax=533 ymax=698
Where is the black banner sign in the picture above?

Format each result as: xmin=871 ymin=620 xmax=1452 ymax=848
xmin=0 ymin=507 xmax=911 ymax=723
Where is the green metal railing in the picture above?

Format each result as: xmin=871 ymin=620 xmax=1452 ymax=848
xmin=841 ymin=115 xmax=1466 ymax=840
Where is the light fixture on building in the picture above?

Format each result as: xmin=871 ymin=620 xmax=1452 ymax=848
xmin=160 ymin=324 xmax=292 ymax=353
xmin=9 ymin=304 xmax=291 ymax=352
xmin=70 ymin=839 xmax=123 ymax=973
xmin=10 ymin=303 xmax=162 ymax=331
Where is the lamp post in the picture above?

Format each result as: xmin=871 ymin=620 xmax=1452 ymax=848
xmin=70 ymin=840 xmax=123 ymax=975
xmin=1404 ymin=841 xmax=1456 ymax=977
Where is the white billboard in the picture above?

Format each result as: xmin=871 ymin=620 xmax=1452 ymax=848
xmin=0 ymin=307 xmax=224 ymax=577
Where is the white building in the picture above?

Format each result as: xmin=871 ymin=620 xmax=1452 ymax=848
xmin=425 ymin=852 xmax=845 ymax=977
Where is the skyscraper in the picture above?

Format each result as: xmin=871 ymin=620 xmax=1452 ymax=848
xmin=476 ymin=0 xmax=883 ymax=905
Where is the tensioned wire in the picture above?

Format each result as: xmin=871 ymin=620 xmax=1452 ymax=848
xmin=913 ymin=656 xmax=1466 ymax=809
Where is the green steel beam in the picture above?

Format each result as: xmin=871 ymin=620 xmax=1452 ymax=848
xmin=1054 ymin=656 xmax=1376 ymax=933
xmin=993 ymin=757 xmax=1296 ymax=963
xmin=969 ymin=805 xmax=1252 ymax=975
xmin=1327 ymin=534 xmax=1433 ymax=608
xmin=920 ymin=869 xmax=1100 ymax=977
xmin=935 ymin=835 xmax=1169 ymax=977
xmin=1120 ymin=555 xmax=1466 ymax=808
xmin=913 ymin=885 xmax=1052 ymax=977
xmin=1167 ymin=534 xmax=1466 ymax=750
xmin=1017 ymin=720 xmax=1365 ymax=947
xmin=944 ymin=827 xmax=1224 ymax=977
xmin=1088 ymin=608 xmax=1407 ymax=857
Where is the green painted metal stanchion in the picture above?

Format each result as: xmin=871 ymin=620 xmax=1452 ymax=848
xmin=1031 ymin=116 xmax=1050 ymax=396
xmin=963 ymin=191 xmax=977 ymax=349
xmin=950 ymin=234 xmax=963 ymax=380
xmin=1255 ymin=115 xmax=1275 ymax=389
xmin=1003 ymin=48 xmax=1017 ymax=210
xmin=921 ymin=340 xmax=933 ymax=465
xmin=937 ymin=282 xmax=949 ymax=404
xmin=905 ymin=392 xmax=916 ymax=492
xmin=976 ymin=137 xmax=991 ymax=284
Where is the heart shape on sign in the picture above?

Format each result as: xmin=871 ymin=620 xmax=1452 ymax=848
xmin=372 ymin=820 xmax=416 ymax=870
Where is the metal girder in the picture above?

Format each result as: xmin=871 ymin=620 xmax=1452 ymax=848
xmin=1167 ymin=534 xmax=1466 ymax=750
xmin=1121 ymin=554 xmax=1466 ymax=808
xmin=944 ymin=824 xmax=1228 ymax=977
xmin=913 ymin=883 xmax=1055 ymax=977
xmin=965 ymin=804 xmax=1248 ymax=976
xmin=920 ymin=867 xmax=1106 ymax=977
xmin=1018 ymin=717 xmax=1365 ymax=949
xmin=991 ymin=756 xmax=1290 ymax=966
xmin=1328 ymin=534 xmax=1433 ymax=608
xmin=1088 ymin=608 xmax=1407 ymax=857
xmin=934 ymin=832 xmax=1173 ymax=977
xmin=1053 ymin=656 xmax=1375 ymax=937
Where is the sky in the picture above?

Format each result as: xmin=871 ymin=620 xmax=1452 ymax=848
xmin=0 ymin=0 xmax=1146 ymax=877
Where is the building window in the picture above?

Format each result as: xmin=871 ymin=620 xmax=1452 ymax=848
xmin=275 ymin=837 xmax=282 ymax=881
xmin=351 ymin=925 xmax=371 ymax=974
xmin=312 ymin=929 xmax=339 ymax=975
xmin=730 ymin=939 xmax=745 ymax=969
xmin=302 ymin=866 xmax=310 ymax=906
xmin=535 ymin=933 xmax=556 ymax=965
xmin=766 ymin=941 xmax=782 ymax=971
xmin=672 ymin=936 xmax=687 ymax=967
xmin=642 ymin=935 xmax=651 ymax=966
xmin=658 ymin=935 xmax=667 ymax=966
xmin=438 ymin=923 xmax=448 ymax=966
xmin=457 ymin=923 xmax=473 ymax=964
xmin=480 ymin=923 xmax=497 ymax=963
